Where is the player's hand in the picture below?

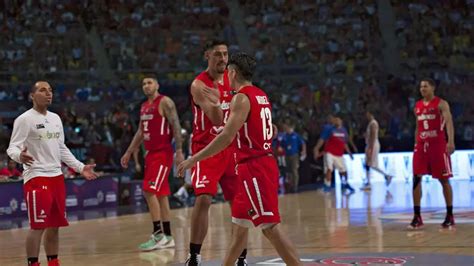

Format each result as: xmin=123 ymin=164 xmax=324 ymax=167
xmin=82 ymin=164 xmax=98 ymax=180
xmin=300 ymin=152 xmax=307 ymax=161
xmin=135 ymin=163 xmax=142 ymax=173
xmin=120 ymin=152 xmax=131 ymax=169
xmin=175 ymin=149 xmax=185 ymax=168
xmin=177 ymin=157 xmax=196 ymax=178
xmin=447 ymin=142 xmax=455 ymax=155
xmin=202 ymin=85 xmax=221 ymax=107
xmin=20 ymin=147 xmax=34 ymax=166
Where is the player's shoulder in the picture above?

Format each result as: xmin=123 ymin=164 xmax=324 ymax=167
xmin=16 ymin=109 xmax=38 ymax=122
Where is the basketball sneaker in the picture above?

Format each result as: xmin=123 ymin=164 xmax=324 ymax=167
xmin=342 ymin=183 xmax=355 ymax=193
xmin=407 ymin=215 xmax=424 ymax=230
xmin=185 ymin=254 xmax=202 ymax=266
xmin=47 ymin=258 xmax=60 ymax=266
xmin=236 ymin=258 xmax=248 ymax=266
xmin=139 ymin=233 xmax=164 ymax=251
xmin=157 ymin=235 xmax=175 ymax=248
xmin=360 ymin=183 xmax=371 ymax=191
xmin=441 ymin=214 xmax=455 ymax=229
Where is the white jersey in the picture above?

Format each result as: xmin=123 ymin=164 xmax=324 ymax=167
xmin=7 ymin=108 xmax=84 ymax=183
xmin=365 ymin=119 xmax=380 ymax=146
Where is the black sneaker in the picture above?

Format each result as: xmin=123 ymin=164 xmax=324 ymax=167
xmin=236 ymin=258 xmax=248 ymax=266
xmin=407 ymin=215 xmax=424 ymax=230
xmin=343 ymin=183 xmax=355 ymax=193
xmin=185 ymin=254 xmax=202 ymax=266
xmin=441 ymin=215 xmax=455 ymax=229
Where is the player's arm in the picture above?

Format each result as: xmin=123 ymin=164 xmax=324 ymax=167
xmin=439 ymin=100 xmax=455 ymax=154
xmin=414 ymin=109 xmax=418 ymax=145
xmin=121 ymin=123 xmax=144 ymax=168
xmin=161 ymin=96 xmax=185 ymax=165
xmin=190 ymin=79 xmax=223 ymax=125
xmin=313 ymin=138 xmax=325 ymax=160
xmin=7 ymin=116 xmax=35 ymax=165
xmin=58 ymin=121 xmax=97 ymax=180
xmin=177 ymin=93 xmax=250 ymax=175
xmin=300 ymin=135 xmax=307 ymax=160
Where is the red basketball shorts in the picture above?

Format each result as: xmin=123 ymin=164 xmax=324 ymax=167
xmin=23 ymin=175 xmax=68 ymax=229
xmin=232 ymin=155 xmax=281 ymax=228
xmin=191 ymin=143 xmax=237 ymax=201
xmin=413 ymin=141 xmax=453 ymax=179
xmin=143 ymin=149 xmax=173 ymax=196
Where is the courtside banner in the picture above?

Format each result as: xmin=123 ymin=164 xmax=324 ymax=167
xmin=335 ymin=149 xmax=474 ymax=183
xmin=0 ymin=176 xmax=119 ymax=219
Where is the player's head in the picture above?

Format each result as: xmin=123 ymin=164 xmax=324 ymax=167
xmin=334 ymin=116 xmax=343 ymax=127
xmin=365 ymin=109 xmax=375 ymax=120
xmin=7 ymin=158 xmax=16 ymax=170
xmin=227 ymin=52 xmax=256 ymax=88
xmin=284 ymin=121 xmax=295 ymax=133
xmin=30 ymin=81 xmax=53 ymax=107
xmin=204 ymin=39 xmax=228 ymax=74
xmin=142 ymin=73 xmax=159 ymax=97
xmin=419 ymin=78 xmax=436 ymax=98
xmin=327 ymin=114 xmax=336 ymax=125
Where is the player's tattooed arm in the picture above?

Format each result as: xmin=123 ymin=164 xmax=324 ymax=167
xmin=162 ymin=97 xmax=183 ymax=151
xmin=162 ymin=97 xmax=185 ymax=165
xmin=190 ymin=79 xmax=223 ymax=125
xmin=439 ymin=100 xmax=455 ymax=154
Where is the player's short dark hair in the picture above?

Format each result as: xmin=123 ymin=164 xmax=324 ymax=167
xmin=143 ymin=73 xmax=158 ymax=82
xmin=203 ymin=39 xmax=228 ymax=52
xmin=420 ymin=77 xmax=436 ymax=88
xmin=228 ymin=53 xmax=256 ymax=81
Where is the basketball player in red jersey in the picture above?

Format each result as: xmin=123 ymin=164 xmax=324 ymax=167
xmin=121 ymin=74 xmax=184 ymax=250
xmin=178 ymin=53 xmax=302 ymax=266
xmin=185 ymin=40 xmax=247 ymax=265
xmin=409 ymin=78 xmax=455 ymax=230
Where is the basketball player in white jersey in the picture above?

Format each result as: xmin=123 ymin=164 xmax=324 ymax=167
xmin=361 ymin=110 xmax=392 ymax=190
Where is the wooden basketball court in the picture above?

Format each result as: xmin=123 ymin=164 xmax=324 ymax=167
xmin=0 ymin=181 xmax=473 ymax=265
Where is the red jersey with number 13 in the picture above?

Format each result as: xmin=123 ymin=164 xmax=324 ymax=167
xmin=191 ymin=70 xmax=233 ymax=146
xmin=236 ymin=85 xmax=274 ymax=163
xmin=415 ymin=96 xmax=446 ymax=143
xmin=140 ymin=95 xmax=173 ymax=152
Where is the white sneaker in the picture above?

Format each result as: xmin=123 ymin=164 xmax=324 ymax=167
xmin=360 ymin=183 xmax=371 ymax=191
xmin=157 ymin=235 xmax=175 ymax=249
xmin=138 ymin=233 xmax=164 ymax=251
xmin=185 ymin=254 xmax=202 ymax=266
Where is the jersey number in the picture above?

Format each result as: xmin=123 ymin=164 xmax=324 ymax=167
xmin=260 ymin=107 xmax=273 ymax=141
xmin=143 ymin=121 xmax=149 ymax=132
xmin=423 ymin=120 xmax=429 ymax=130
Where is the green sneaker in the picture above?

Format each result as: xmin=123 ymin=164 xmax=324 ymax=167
xmin=157 ymin=235 xmax=175 ymax=248
xmin=138 ymin=233 xmax=164 ymax=251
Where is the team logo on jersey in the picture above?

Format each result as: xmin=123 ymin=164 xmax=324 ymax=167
xmin=36 ymin=124 xmax=45 ymax=129
xmin=255 ymin=96 xmax=269 ymax=105
xmin=248 ymin=209 xmax=256 ymax=216
xmin=38 ymin=131 xmax=60 ymax=140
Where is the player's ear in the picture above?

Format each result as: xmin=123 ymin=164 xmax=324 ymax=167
xmin=204 ymin=50 xmax=210 ymax=61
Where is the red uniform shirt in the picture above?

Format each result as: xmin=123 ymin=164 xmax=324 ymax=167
xmin=191 ymin=70 xmax=233 ymax=147
xmin=415 ymin=96 xmax=446 ymax=143
xmin=140 ymin=95 xmax=173 ymax=152
xmin=236 ymin=85 xmax=274 ymax=163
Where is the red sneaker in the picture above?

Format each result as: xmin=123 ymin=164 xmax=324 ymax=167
xmin=30 ymin=263 xmax=40 ymax=266
xmin=407 ymin=215 xmax=424 ymax=230
xmin=47 ymin=258 xmax=60 ymax=266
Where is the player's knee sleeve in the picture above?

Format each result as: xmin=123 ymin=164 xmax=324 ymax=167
xmin=413 ymin=175 xmax=422 ymax=190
